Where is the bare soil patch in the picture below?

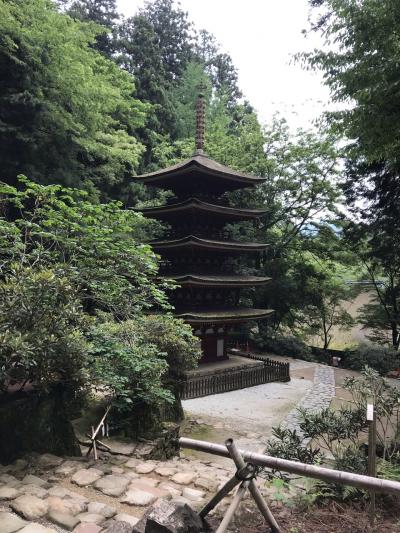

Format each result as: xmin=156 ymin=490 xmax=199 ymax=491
xmin=208 ymin=500 xmax=400 ymax=532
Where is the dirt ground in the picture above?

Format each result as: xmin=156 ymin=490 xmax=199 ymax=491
xmin=208 ymin=499 xmax=400 ymax=532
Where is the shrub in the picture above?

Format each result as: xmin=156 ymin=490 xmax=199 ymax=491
xmin=346 ymin=343 xmax=400 ymax=375
xmin=0 ymin=266 xmax=88 ymax=400
xmin=132 ymin=314 xmax=201 ymax=377
xmin=88 ymin=315 xmax=201 ymax=435
xmin=263 ymin=367 xmax=400 ymax=502
xmin=0 ymin=266 xmax=89 ymax=460
xmin=252 ymin=327 xmax=315 ymax=361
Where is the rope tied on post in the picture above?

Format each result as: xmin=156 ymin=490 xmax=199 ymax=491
xmin=235 ymin=463 xmax=258 ymax=482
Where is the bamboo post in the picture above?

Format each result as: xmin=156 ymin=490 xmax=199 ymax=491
xmin=367 ymin=402 xmax=377 ymax=526
xmin=216 ymin=483 xmax=249 ymax=533
xmin=91 ymin=426 xmax=98 ymax=460
xmin=225 ymin=439 xmax=281 ymax=533
xmin=86 ymin=405 xmax=111 ymax=460
xmin=199 ymin=463 xmax=255 ymax=518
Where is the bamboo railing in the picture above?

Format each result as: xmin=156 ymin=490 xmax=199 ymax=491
xmin=179 ymin=437 xmax=400 ymax=533
xmin=179 ymin=437 xmax=400 ymax=495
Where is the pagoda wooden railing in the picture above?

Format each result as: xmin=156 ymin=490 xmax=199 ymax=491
xmin=180 ymin=359 xmax=289 ymax=400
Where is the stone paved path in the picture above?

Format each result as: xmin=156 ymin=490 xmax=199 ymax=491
xmin=0 ymin=446 xmax=270 ymax=533
xmin=282 ymin=364 xmax=335 ymax=439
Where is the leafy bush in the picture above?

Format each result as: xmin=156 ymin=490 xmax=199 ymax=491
xmin=88 ymin=316 xmax=200 ymax=435
xmin=252 ymin=327 xmax=315 ymax=361
xmin=0 ymin=178 xmax=202 ymax=445
xmin=264 ymin=367 xmax=400 ymax=502
xmin=346 ymin=343 xmax=400 ymax=375
xmin=131 ymin=315 xmax=201 ymax=376
xmin=88 ymin=320 xmax=173 ymax=413
xmin=0 ymin=178 xmax=168 ymax=318
xmin=0 ymin=266 xmax=88 ymax=400
xmin=262 ymin=427 xmax=322 ymax=481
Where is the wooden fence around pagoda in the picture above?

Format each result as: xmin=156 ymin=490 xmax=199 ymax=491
xmin=180 ymin=358 xmax=290 ymax=400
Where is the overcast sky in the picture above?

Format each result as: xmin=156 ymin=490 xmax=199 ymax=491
xmin=116 ymin=0 xmax=332 ymax=130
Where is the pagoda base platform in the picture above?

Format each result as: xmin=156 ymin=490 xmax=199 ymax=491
xmin=199 ymin=352 xmax=229 ymax=364
xmin=186 ymin=354 xmax=260 ymax=376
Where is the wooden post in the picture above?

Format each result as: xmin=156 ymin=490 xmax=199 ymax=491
xmin=91 ymin=426 xmax=98 ymax=460
xmin=86 ymin=405 xmax=111 ymax=460
xmin=216 ymin=483 xmax=248 ymax=533
xmin=199 ymin=465 xmax=254 ymax=518
xmin=225 ymin=439 xmax=281 ymax=533
xmin=367 ymin=402 xmax=377 ymax=526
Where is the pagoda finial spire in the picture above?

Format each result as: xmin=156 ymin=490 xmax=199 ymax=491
xmin=195 ymin=83 xmax=206 ymax=155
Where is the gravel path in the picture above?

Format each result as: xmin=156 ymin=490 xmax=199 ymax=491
xmin=183 ymin=358 xmax=336 ymax=457
xmin=182 ymin=376 xmax=313 ymax=464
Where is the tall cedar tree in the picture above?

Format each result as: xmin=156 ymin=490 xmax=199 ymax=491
xmin=306 ymin=0 xmax=400 ymax=347
xmin=60 ymin=0 xmax=119 ymax=57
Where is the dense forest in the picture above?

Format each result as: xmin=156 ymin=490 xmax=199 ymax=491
xmin=0 ymin=0 xmax=399 ymax=455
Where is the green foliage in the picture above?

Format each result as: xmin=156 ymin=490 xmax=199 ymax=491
xmin=263 ymin=427 xmax=322 ymax=481
xmin=265 ymin=367 xmax=400 ymax=502
xmin=298 ymin=406 xmax=367 ymax=456
xmin=252 ymin=327 xmax=314 ymax=361
xmin=0 ymin=0 xmax=147 ymax=198
xmin=377 ymin=459 xmax=400 ymax=482
xmin=356 ymin=267 xmax=400 ymax=349
xmin=306 ymin=0 xmax=400 ymax=349
xmin=0 ymin=177 xmax=168 ymax=318
xmin=346 ymin=343 xmax=400 ymax=376
xmin=305 ymin=0 xmax=400 ymax=167
xmin=194 ymin=29 xmax=242 ymax=106
xmin=88 ymin=320 xmax=173 ymax=413
xmin=292 ymin=264 xmax=354 ymax=349
xmin=87 ymin=315 xmax=200 ymax=430
xmin=130 ymin=314 xmax=201 ymax=377
xmin=61 ymin=0 xmax=119 ymax=56
xmin=343 ymin=367 xmax=400 ymax=461
xmin=0 ymin=177 xmax=200 ymax=434
xmin=0 ymin=266 xmax=89 ymax=397
xmin=168 ymin=62 xmax=212 ymax=140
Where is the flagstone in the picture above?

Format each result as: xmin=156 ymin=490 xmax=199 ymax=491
xmin=21 ymin=475 xmax=47 ymax=487
xmin=121 ymin=489 xmax=157 ymax=507
xmin=135 ymin=463 xmax=155 ymax=475
xmin=87 ymin=502 xmax=116 ymax=518
xmin=94 ymin=475 xmax=130 ymax=497
xmin=0 ymin=486 xmax=20 ymax=500
xmin=48 ymin=510 xmax=80 ymax=531
xmin=76 ymin=512 xmax=105 ymax=525
xmin=10 ymin=495 xmax=48 ymax=520
xmin=114 ymin=513 xmax=140 ymax=526
xmin=72 ymin=469 xmax=103 ymax=487
xmin=0 ymin=511 xmax=28 ymax=533
xmin=19 ymin=524 xmax=57 ymax=533
xmin=170 ymin=472 xmax=196 ymax=485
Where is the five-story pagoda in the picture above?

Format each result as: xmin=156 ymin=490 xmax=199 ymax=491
xmin=137 ymin=91 xmax=273 ymax=363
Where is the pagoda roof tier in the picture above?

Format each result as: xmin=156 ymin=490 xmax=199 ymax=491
xmin=161 ymin=274 xmax=271 ymax=287
xmin=175 ymin=307 xmax=274 ymax=324
xmin=135 ymin=153 xmax=265 ymax=193
xmin=138 ymin=198 xmax=268 ymax=223
xmin=150 ymin=235 xmax=269 ymax=253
